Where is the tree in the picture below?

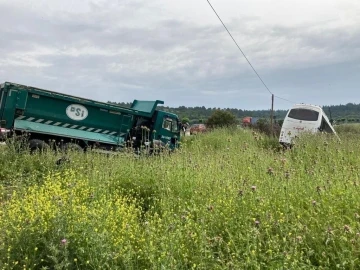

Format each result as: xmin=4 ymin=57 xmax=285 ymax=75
xmin=206 ymin=110 xmax=238 ymax=128
xmin=181 ymin=117 xmax=190 ymax=124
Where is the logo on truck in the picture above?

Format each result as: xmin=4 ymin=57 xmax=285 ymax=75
xmin=66 ymin=104 xmax=88 ymax=121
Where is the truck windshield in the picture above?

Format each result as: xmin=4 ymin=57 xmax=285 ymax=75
xmin=162 ymin=117 xmax=178 ymax=132
xmin=288 ymin=108 xmax=319 ymax=121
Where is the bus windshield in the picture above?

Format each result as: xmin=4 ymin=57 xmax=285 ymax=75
xmin=287 ymin=108 xmax=319 ymax=121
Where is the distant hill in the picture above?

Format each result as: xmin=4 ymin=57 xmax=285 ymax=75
xmin=109 ymin=101 xmax=360 ymax=124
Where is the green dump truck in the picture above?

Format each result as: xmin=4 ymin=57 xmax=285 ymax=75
xmin=0 ymin=82 xmax=180 ymax=152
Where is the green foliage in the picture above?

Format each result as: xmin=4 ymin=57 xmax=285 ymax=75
xmin=181 ymin=117 xmax=190 ymax=124
xmin=1 ymin=129 xmax=360 ymax=269
xmin=109 ymin=101 xmax=360 ymax=125
xmin=249 ymin=118 xmax=282 ymax=137
xmin=206 ymin=110 xmax=238 ymax=128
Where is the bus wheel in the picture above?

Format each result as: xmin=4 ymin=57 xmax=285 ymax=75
xmin=29 ymin=139 xmax=49 ymax=154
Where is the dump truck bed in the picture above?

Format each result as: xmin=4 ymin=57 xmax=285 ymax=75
xmin=0 ymin=82 xmax=164 ymax=145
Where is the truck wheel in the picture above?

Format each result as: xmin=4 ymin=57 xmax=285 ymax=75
xmin=62 ymin=143 xmax=83 ymax=152
xmin=29 ymin=139 xmax=49 ymax=154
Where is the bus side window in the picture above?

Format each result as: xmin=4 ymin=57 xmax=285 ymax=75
xmin=319 ymin=118 xmax=325 ymax=131
xmin=320 ymin=116 xmax=334 ymax=133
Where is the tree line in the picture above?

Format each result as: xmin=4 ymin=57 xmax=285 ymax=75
xmin=109 ymin=101 xmax=360 ymax=124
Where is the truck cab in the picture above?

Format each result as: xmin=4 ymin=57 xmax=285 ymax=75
xmin=153 ymin=111 xmax=180 ymax=149
xmin=129 ymin=99 xmax=180 ymax=150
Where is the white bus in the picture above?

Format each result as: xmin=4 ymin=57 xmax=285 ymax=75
xmin=279 ymin=103 xmax=338 ymax=146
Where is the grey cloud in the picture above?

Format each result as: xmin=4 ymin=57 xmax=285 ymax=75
xmin=0 ymin=1 xmax=359 ymax=110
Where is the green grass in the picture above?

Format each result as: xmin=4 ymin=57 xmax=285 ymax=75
xmin=335 ymin=124 xmax=360 ymax=136
xmin=1 ymin=129 xmax=360 ymax=269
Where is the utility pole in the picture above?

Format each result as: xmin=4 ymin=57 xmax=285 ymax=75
xmin=270 ymin=94 xmax=274 ymax=136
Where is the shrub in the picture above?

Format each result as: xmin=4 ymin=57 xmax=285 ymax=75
xmin=251 ymin=118 xmax=281 ymax=137
xmin=206 ymin=110 xmax=238 ymax=128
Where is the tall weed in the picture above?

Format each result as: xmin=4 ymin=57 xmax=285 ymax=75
xmin=1 ymin=129 xmax=359 ymax=269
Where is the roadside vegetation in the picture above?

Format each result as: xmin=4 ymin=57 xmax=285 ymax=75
xmin=335 ymin=123 xmax=360 ymax=135
xmin=0 ymin=128 xmax=359 ymax=269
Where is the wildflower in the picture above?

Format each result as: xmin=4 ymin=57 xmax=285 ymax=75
xmin=344 ymin=225 xmax=351 ymax=233
xmin=61 ymin=239 xmax=67 ymax=245
xmin=307 ymin=169 xmax=315 ymax=175
xmin=312 ymin=200 xmax=316 ymax=206
xmin=215 ymin=236 xmax=223 ymax=242
xmin=355 ymin=213 xmax=360 ymax=220
xmin=255 ymin=220 xmax=260 ymax=227
xmin=296 ymin=236 xmax=302 ymax=242
xmin=251 ymin=186 xmax=256 ymax=192
xmin=327 ymin=227 xmax=334 ymax=235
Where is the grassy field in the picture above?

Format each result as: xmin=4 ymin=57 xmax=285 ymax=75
xmin=0 ymin=127 xmax=360 ymax=269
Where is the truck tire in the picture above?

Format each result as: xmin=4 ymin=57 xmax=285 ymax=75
xmin=29 ymin=139 xmax=49 ymax=153
xmin=62 ymin=143 xmax=83 ymax=153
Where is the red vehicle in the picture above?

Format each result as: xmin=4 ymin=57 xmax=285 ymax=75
xmin=190 ymin=124 xmax=206 ymax=135
xmin=242 ymin=117 xmax=252 ymax=126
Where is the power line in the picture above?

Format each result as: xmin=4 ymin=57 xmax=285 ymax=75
xmin=274 ymin=95 xmax=297 ymax=104
xmin=206 ymin=0 xmax=273 ymax=95
xmin=206 ymin=0 xmax=302 ymax=106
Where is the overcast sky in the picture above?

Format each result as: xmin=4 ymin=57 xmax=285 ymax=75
xmin=0 ymin=0 xmax=359 ymax=110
